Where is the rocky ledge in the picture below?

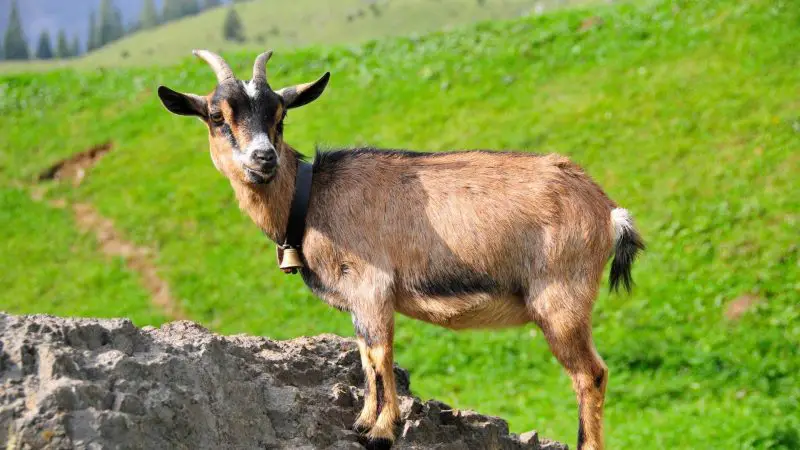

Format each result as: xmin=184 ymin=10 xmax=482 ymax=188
xmin=0 ymin=313 xmax=566 ymax=449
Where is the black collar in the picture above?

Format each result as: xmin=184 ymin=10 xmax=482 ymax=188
xmin=279 ymin=159 xmax=313 ymax=273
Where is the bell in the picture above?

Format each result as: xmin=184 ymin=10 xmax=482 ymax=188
xmin=279 ymin=247 xmax=304 ymax=274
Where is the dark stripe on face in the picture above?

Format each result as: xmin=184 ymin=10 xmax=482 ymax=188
xmin=210 ymin=79 xmax=284 ymax=149
xmin=212 ymin=82 xmax=249 ymax=124
xmin=248 ymin=82 xmax=282 ymax=138
xmin=219 ymin=123 xmax=238 ymax=150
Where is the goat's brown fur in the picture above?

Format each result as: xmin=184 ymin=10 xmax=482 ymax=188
xmin=158 ymin=51 xmax=645 ymax=450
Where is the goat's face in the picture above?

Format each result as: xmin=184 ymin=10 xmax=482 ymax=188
xmin=157 ymin=50 xmax=329 ymax=185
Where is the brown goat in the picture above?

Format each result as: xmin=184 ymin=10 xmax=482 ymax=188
xmin=158 ymin=51 xmax=644 ymax=450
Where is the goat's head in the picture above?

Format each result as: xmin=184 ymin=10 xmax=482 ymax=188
xmin=157 ymin=50 xmax=329 ymax=185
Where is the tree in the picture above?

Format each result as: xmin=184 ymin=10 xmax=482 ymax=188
xmin=140 ymin=0 xmax=160 ymax=29
xmin=3 ymin=0 xmax=30 ymax=60
xmin=35 ymin=30 xmax=54 ymax=59
xmin=162 ymin=0 xmax=203 ymax=22
xmin=162 ymin=0 xmax=183 ymax=22
xmin=203 ymin=0 xmax=222 ymax=10
xmin=97 ymin=0 xmax=124 ymax=47
xmin=88 ymin=11 xmax=98 ymax=51
xmin=182 ymin=0 xmax=200 ymax=16
xmin=114 ymin=8 xmax=125 ymax=38
xmin=71 ymin=35 xmax=81 ymax=57
xmin=127 ymin=19 xmax=141 ymax=35
xmin=223 ymin=7 xmax=245 ymax=42
xmin=55 ymin=30 xmax=70 ymax=58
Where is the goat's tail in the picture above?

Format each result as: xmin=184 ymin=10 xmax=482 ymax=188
xmin=609 ymin=208 xmax=645 ymax=293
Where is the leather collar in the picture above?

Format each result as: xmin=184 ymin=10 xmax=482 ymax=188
xmin=278 ymin=159 xmax=313 ymax=274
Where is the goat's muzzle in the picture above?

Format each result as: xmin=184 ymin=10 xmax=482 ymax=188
xmin=243 ymin=149 xmax=277 ymax=184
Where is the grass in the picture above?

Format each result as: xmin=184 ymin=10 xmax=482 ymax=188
xmin=0 ymin=0 xmax=596 ymax=72
xmin=1 ymin=0 xmax=799 ymax=448
xmin=0 ymin=188 xmax=166 ymax=326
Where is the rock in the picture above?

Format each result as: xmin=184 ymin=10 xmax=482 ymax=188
xmin=0 ymin=313 xmax=565 ymax=449
xmin=519 ymin=431 xmax=539 ymax=445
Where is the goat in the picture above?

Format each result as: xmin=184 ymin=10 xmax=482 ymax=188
xmin=158 ymin=50 xmax=645 ymax=450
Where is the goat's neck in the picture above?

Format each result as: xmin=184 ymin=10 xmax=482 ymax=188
xmin=230 ymin=143 xmax=299 ymax=244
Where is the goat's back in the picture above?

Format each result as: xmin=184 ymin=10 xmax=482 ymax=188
xmin=306 ymin=149 xmax=617 ymax=302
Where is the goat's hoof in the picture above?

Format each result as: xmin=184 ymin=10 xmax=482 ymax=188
xmin=364 ymin=438 xmax=393 ymax=450
xmin=352 ymin=422 xmax=371 ymax=434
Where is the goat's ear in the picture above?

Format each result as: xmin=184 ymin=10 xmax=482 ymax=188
xmin=157 ymin=86 xmax=208 ymax=118
xmin=276 ymin=72 xmax=330 ymax=109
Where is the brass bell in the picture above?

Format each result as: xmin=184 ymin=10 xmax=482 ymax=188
xmin=279 ymin=247 xmax=304 ymax=274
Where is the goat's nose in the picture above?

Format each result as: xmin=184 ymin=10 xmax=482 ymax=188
xmin=251 ymin=149 xmax=276 ymax=165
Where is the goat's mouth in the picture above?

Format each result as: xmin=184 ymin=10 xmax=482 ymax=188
xmin=244 ymin=166 xmax=275 ymax=184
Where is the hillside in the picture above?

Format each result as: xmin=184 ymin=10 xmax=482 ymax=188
xmin=1 ymin=0 xmax=798 ymax=448
xmin=0 ymin=0 xmax=596 ymax=70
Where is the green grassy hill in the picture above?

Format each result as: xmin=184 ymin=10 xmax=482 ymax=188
xmin=1 ymin=0 xmax=798 ymax=448
xmin=0 ymin=0 xmax=595 ymax=72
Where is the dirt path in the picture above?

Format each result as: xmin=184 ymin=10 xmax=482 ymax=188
xmin=70 ymin=202 xmax=188 ymax=320
xmin=34 ymin=142 xmax=188 ymax=321
xmin=38 ymin=142 xmax=113 ymax=185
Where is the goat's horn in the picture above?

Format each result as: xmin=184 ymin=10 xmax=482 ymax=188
xmin=192 ymin=49 xmax=235 ymax=83
xmin=252 ymin=51 xmax=273 ymax=84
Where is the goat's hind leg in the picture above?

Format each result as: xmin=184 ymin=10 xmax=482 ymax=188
xmin=529 ymin=284 xmax=608 ymax=450
xmin=351 ymin=307 xmax=400 ymax=449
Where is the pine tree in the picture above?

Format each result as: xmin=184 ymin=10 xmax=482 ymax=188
xmin=203 ymin=0 xmax=222 ymax=10
xmin=35 ymin=30 xmax=54 ymax=59
xmin=56 ymin=30 xmax=70 ymax=58
xmin=114 ymin=8 xmax=125 ymax=38
xmin=71 ymin=35 xmax=81 ymax=57
xmin=87 ymin=11 xmax=98 ymax=51
xmin=162 ymin=0 xmax=183 ymax=22
xmin=223 ymin=7 xmax=245 ymax=42
xmin=140 ymin=0 xmax=160 ymax=29
xmin=182 ymin=0 xmax=200 ymax=16
xmin=127 ymin=19 xmax=141 ymax=35
xmin=97 ymin=0 xmax=124 ymax=47
xmin=3 ymin=0 xmax=30 ymax=60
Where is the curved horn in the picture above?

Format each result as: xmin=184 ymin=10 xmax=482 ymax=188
xmin=252 ymin=50 xmax=273 ymax=84
xmin=192 ymin=49 xmax=234 ymax=83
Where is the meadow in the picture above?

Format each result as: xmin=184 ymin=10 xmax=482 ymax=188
xmin=0 ymin=0 xmax=596 ymax=71
xmin=1 ymin=0 xmax=798 ymax=448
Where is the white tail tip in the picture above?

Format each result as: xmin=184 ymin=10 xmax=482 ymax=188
xmin=611 ymin=208 xmax=634 ymax=243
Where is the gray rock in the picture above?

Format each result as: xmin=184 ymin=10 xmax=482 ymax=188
xmin=0 ymin=313 xmax=566 ymax=449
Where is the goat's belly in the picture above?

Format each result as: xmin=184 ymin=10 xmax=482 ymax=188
xmin=396 ymin=293 xmax=531 ymax=330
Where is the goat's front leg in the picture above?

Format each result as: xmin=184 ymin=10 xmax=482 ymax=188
xmin=351 ymin=306 xmax=399 ymax=449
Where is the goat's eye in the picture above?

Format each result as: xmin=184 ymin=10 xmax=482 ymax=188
xmin=210 ymin=112 xmax=224 ymax=124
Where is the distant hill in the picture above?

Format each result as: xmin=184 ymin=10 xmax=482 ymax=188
xmin=1 ymin=0 xmax=593 ymax=70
